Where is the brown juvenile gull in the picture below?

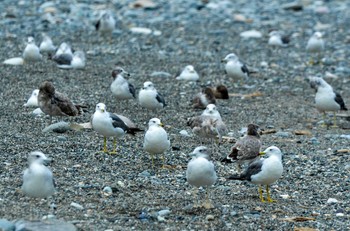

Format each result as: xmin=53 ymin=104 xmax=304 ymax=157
xmin=221 ymin=124 xmax=261 ymax=172
xmin=211 ymin=85 xmax=229 ymax=99
xmin=91 ymin=103 xmax=143 ymax=154
xmin=192 ymin=87 xmax=216 ymax=109
xmin=226 ymin=146 xmax=283 ymax=203
xmin=38 ymin=81 xmax=86 ymax=123
xmin=186 ymin=146 xmax=217 ymax=209
xmin=308 ymin=76 xmax=347 ymax=127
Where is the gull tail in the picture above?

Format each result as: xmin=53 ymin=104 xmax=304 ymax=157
xmin=226 ymin=174 xmax=246 ymax=181
xmin=126 ymin=127 xmax=144 ymax=136
xmin=221 ymin=147 xmax=238 ymax=163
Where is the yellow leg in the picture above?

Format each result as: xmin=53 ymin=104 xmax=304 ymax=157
xmin=193 ymin=188 xmax=200 ymax=208
xmin=203 ymin=187 xmax=214 ymax=209
xmin=266 ymin=185 xmax=276 ymax=203
xmin=150 ymin=153 xmax=155 ymax=168
xmin=320 ymin=113 xmax=327 ymax=128
xmin=331 ymin=112 xmax=338 ymax=128
xmin=259 ymin=186 xmax=265 ymax=202
xmin=102 ymin=137 xmax=108 ymax=153
xmin=108 ymin=138 xmax=117 ymax=154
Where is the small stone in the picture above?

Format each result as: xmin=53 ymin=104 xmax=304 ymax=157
xmin=57 ymin=136 xmax=67 ymax=142
xmin=0 ymin=219 xmax=15 ymax=231
xmin=158 ymin=209 xmax=171 ymax=217
xmin=157 ymin=216 xmax=166 ymax=222
xmin=230 ymin=211 xmax=238 ymax=217
xmin=130 ymin=27 xmax=152 ymax=35
xmin=206 ymin=215 xmax=214 ymax=221
xmin=32 ymin=108 xmax=44 ymax=116
xmin=179 ymin=130 xmax=191 ymax=137
xmin=139 ymin=170 xmax=151 ymax=177
xmin=327 ymin=198 xmax=338 ymax=204
xmin=336 ymin=213 xmax=344 ymax=217
xmin=117 ymin=181 xmax=125 ymax=188
xmin=240 ymin=30 xmax=262 ymax=39
xmin=103 ymin=186 xmax=113 ymax=195
xmin=70 ymin=202 xmax=84 ymax=210
xmin=280 ymin=194 xmax=290 ymax=199
xmin=150 ymin=71 xmax=172 ymax=78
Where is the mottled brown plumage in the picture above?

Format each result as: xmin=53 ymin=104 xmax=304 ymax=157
xmin=212 ymin=85 xmax=229 ymax=99
xmin=192 ymin=87 xmax=216 ymax=109
xmin=222 ymin=124 xmax=261 ymax=170
xmin=38 ymin=81 xmax=86 ymax=118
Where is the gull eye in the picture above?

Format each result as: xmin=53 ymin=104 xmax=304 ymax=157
xmin=36 ymin=155 xmax=40 ymax=158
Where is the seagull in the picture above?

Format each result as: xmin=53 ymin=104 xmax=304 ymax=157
xmin=138 ymin=81 xmax=166 ymax=110
xmin=221 ymin=124 xmax=261 ymax=172
xmin=38 ymin=81 xmax=86 ymax=123
xmin=221 ymin=53 xmax=250 ymax=82
xmin=39 ymin=34 xmax=56 ymax=54
xmin=22 ymin=151 xmax=55 ymax=199
xmin=211 ymin=85 xmax=229 ymax=99
xmin=192 ymin=87 xmax=216 ymax=109
xmin=308 ymin=77 xmax=347 ymax=127
xmin=268 ymin=30 xmax=290 ymax=47
xmin=24 ymin=89 xmax=39 ymax=107
xmin=143 ymin=118 xmax=170 ymax=167
xmin=57 ymin=51 xmax=86 ymax=69
xmin=23 ymin=37 xmax=42 ymax=63
xmin=91 ymin=103 xmax=143 ymax=154
xmin=95 ymin=11 xmax=116 ymax=36
xmin=52 ymin=42 xmax=73 ymax=66
xmin=110 ymin=67 xmax=136 ymax=101
xmin=226 ymin=146 xmax=283 ymax=203
xmin=186 ymin=146 xmax=217 ymax=209
xmin=176 ymin=65 xmax=199 ymax=81
xmin=306 ymin=32 xmax=324 ymax=64
xmin=187 ymin=104 xmax=227 ymax=143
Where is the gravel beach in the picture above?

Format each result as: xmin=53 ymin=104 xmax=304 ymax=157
xmin=0 ymin=0 xmax=350 ymax=230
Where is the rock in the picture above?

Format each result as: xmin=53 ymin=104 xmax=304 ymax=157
xmin=32 ymin=108 xmax=44 ymax=116
xmin=239 ymin=30 xmax=262 ymax=39
xmin=138 ymin=170 xmax=151 ymax=177
xmin=14 ymin=219 xmax=76 ymax=231
xmin=206 ymin=215 xmax=214 ymax=221
xmin=150 ymin=71 xmax=172 ymax=78
xmin=158 ymin=209 xmax=171 ymax=217
xmin=70 ymin=202 xmax=84 ymax=210
xmin=336 ymin=213 xmax=344 ymax=217
xmin=42 ymin=122 xmax=72 ymax=133
xmin=0 ymin=219 xmax=15 ymax=231
xmin=326 ymin=198 xmax=338 ymax=204
xmin=130 ymin=27 xmax=152 ymax=35
xmin=179 ymin=130 xmax=191 ymax=137
xmin=282 ymin=2 xmax=303 ymax=11
xmin=157 ymin=216 xmax=166 ymax=222
xmin=57 ymin=136 xmax=67 ymax=142
xmin=103 ymin=186 xmax=113 ymax=195
xmin=230 ymin=211 xmax=238 ymax=217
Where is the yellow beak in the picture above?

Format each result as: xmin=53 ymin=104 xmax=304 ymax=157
xmin=159 ymin=123 xmax=164 ymax=127
xmin=259 ymin=151 xmax=265 ymax=156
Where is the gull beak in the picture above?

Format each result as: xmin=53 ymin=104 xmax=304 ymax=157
xmin=125 ymin=72 xmax=130 ymax=77
xmin=221 ymin=58 xmax=226 ymax=63
xmin=159 ymin=123 xmax=164 ymax=127
xmin=259 ymin=151 xmax=266 ymax=156
xmin=43 ymin=158 xmax=52 ymax=164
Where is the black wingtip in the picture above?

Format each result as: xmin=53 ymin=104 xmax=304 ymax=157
xmin=127 ymin=127 xmax=144 ymax=136
xmin=226 ymin=175 xmax=242 ymax=180
xmin=221 ymin=156 xmax=235 ymax=163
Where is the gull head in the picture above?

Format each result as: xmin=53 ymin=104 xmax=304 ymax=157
xmin=112 ymin=66 xmax=130 ymax=78
xmin=313 ymin=32 xmax=323 ymax=39
xmin=203 ymin=104 xmax=220 ymax=117
xmin=143 ymin=81 xmax=155 ymax=90
xmin=247 ymin=124 xmax=260 ymax=136
xmin=148 ymin=118 xmax=163 ymax=127
xmin=222 ymin=53 xmax=238 ymax=62
xmin=39 ymin=81 xmax=55 ymax=96
xmin=269 ymin=30 xmax=281 ymax=37
xmin=308 ymin=76 xmax=327 ymax=90
xmin=27 ymin=37 xmax=35 ymax=44
xmin=184 ymin=65 xmax=195 ymax=73
xmin=95 ymin=103 xmax=106 ymax=113
xmin=259 ymin=146 xmax=282 ymax=158
xmin=28 ymin=151 xmax=51 ymax=165
xmin=32 ymin=89 xmax=39 ymax=97
xmin=190 ymin=146 xmax=209 ymax=159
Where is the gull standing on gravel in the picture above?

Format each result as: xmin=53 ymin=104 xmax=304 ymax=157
xmin=221 ymin=53 xmax=250 ymax=83
xmin=308 ymin=77 xmax=347 ymax=127
xmin=143 ymin=118 xmax=170 ymax=167
xmin=22 ymin=151 xmax=55 ymax=200
xmin=186 ymin=146 xmax=217 ymax=209
xmin=192 ymin=87 xmax=216 ymax=109
xmin=176 ymin=65 xmax=199 ymax=81
xmin=95 ymin=11 xmax=116 ymax=37
xmin=39 ymin=34 xmax=56 ymax=54
xmin=306 ymin=32 xmax=324 ymax=64
xmin=38 ymin=81 xmax=86 ymax=123
xmin=92 ymin=103 xmax=142 ymax=154
xmin=138 ymin=81 xmax=166 ymax=111
xmin=226 ymin=146 xmax=283 ymax=203
xmin=3 ymin=37 xmax=42 ymax=65
xmin=221 ymin=124 xmax=261 ymax=172
xmin=110 ymin=67 xmax=136 ymax=101
xmin=56 ymin=51 xmax=86 ymax=69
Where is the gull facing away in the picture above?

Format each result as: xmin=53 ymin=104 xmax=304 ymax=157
xmin=306 ymin=32 xmax=324 ymax=64
xmin=192 ymin=87 xmax=216 ymax=109
xmin=221 ymin=53 xmax=250 ymax=82
xmin=308 ymin=77 xmax=347 ymax=127
xmin=95 ymin=11 xmax=116 ymax=36
xmin=186 ymin=146 xmax=217 ymax=209
xmin=22 ymin=151 xmax=55 ymax=199
xmin=38 ymin=81 xmax=86 ymax=123
xmin=176 ymin=65 xmax=199 ymax=81
xmin=227 ymin=146 xmax=283 ymax=203
xmin=221 ymin=124 xmax=261 ymax=172
xmin=138 ymin=81 xmax=166 ymax=110
xmin=91 ymin=103 xmax=143 ymax=154
xmin=143 ymin=118 xmax=170 ymax=167
xmin=110 ymin=67 xmax=136 ymax=101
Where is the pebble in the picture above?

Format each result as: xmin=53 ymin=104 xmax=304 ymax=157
xmin=42 ymin=122 xmax=72 ymax=133
xmin=0 ymin=219 xmax=15 ymax=231
xmin=326 ymin=198 xmax=338 ymax=204
xmin=150 ymin=71 xmax=172 ymax=78
xmin=206 ymin=215 xmax=214 ymax=221
xmin=230 ymin=211 xmax=238 ymax=217
xmin=103 ymin=186 xmax=113 ymax=195
xmin=70 ymin=202 xmax=84 ymax=210
xmin=239 ymin=30 xmax=262 ymax=39
xmin=158 ymin=209 xmax=171 ymax=217
xmin=57 ymin=136 xmax=67 ymax=142
xmin=32 ymin=108 xmax=44 ymax=116
xmin=138 ymin=170 xmax=151 ymax=177
xmin=130 ymin=27 xmax=152 ymax=35
xmin=179 ymin=130 xmax=191 ymax=137
xmin=335 ymin=213 xmax=344 ymax=217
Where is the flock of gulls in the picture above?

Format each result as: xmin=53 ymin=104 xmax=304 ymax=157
xmin=4 ymin=9 xmax=348 ymax=219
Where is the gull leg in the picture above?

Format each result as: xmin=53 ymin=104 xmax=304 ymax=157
xmin=202 ymin=187 xmax=214 ymax=209
xmin=236 ymin=163 xmax=242 ymax=174
xmin=331 ymin=112 xmax=338 ymax=128
xmin=161 ymin=152 xmax=167 ymax=169
xmin=150 ymin=153 xmax=155 ymax=168
xmin=193 ymin=187 xmax=199 ymax=208
xmin=266 ymin=185 xmax=276 ymax=203
xmin=109 ymin=138 xmax=117 ymax=154
xmin=320 ymin=113 xmax=327 ymax=128
xmin=102 ymin=137 xmax=108 ymax=153
xmin=259 ymin=186 xmax=265 ymax=202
